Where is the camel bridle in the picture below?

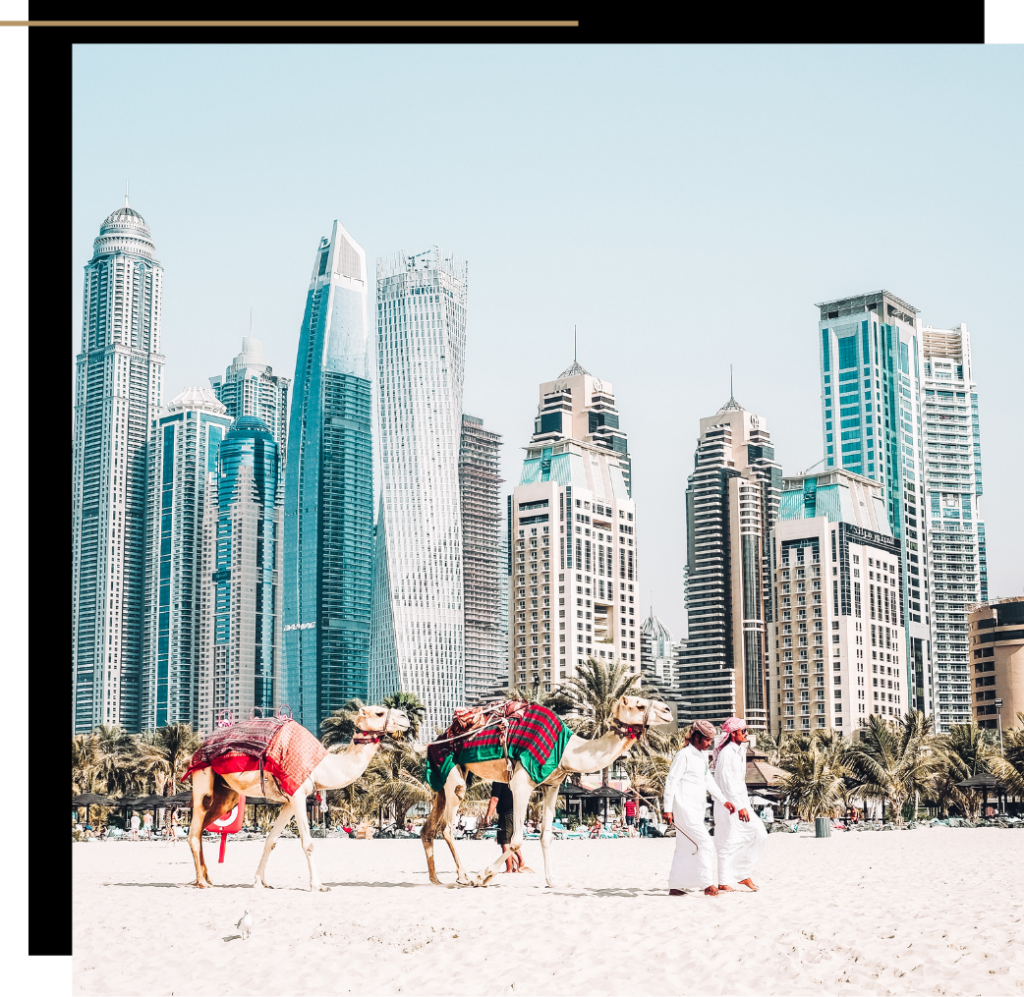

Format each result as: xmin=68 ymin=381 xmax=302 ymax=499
xmin=611 ymin=697 xmax=657 ymax=741
xmin=352 ymin=707 xmax=395 ymax=746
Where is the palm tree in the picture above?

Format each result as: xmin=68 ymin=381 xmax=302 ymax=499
xmin=778 ymin=736 xmax=852 ymax=821
xmin=848 ymin=711 xmax=936 ymax=824
xmin=72 ymin=733 xmax=96 ymax=794
xmin=320 ymin=698 xmax=366 ymax=749
xmin=556 ymin=657 xmax=641 ymax=784
xmin=991 ymin=713 xmax=1024 ymax=798
xmin=135 ymin=724 xmax=202 ymax=795
xmin=133 ymin=730 xmax=172 ymax=795
xmin=382 ymin=691 xmax=426 ymax=741
xmin=89 ymin=726 xmax=141 ymax=798
xmin=361 ymin=738 xmax=433 ymax=828
xmin=932 ymin=722 xmax=998 ymax=819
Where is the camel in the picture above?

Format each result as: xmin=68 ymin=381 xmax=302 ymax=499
xmin=187 ymin=705 xmax=410 ymax=891
xmin=421 ymin=694 xmax=671 ymax=888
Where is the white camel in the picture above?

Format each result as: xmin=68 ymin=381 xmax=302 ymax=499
xmin=187 ymin=705 xmax=410 ymax=891
xmin=421 ymin=694 xmax=671 ymax=888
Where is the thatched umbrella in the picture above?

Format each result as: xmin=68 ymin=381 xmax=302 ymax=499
xmin=585 ymin=784 xmax=626 ymax=823
xmin=956 ymin=772 xmax=1005 ymax=816
xmin=71 ymin=792 xmax=115 ymax=827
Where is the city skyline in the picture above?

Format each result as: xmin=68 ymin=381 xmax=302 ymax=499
xmin=71 ymin=45 xmax=1024 ymax=644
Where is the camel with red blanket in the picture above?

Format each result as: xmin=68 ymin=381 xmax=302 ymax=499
xmin=421 ymin=694 xmax=671 ymax=888
xmin=185 ymin=705 xmax=410 ymax=891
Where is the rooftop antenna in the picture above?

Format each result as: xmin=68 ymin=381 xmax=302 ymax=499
xmin=730 ymin=363 xmax=733 ymax=399
xmin=574 ymin=324 xmax=577 ymax=362
xmin=124 ymin=178 xmax=130 ymax=207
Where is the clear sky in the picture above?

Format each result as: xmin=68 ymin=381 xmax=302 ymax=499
xmin=72 ymin=44 xmax=1024 ymax=638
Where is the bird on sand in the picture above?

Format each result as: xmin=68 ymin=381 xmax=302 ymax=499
xmin=236 ymin=909 xmax=253 ymax=940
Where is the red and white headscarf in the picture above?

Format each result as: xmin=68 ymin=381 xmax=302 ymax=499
xmin=713 ymin=716 xmax=746 ymax=764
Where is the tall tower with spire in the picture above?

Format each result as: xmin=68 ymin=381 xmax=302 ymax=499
xmin=72 ymin=192 xmax=165 ymax=733
xmin=676 ymin=387 xmax=781 ymax=733
xmin=507 ymin=360 xmax=639 ymax=694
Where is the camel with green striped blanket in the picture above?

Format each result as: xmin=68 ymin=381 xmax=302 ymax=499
xmin=421 ymin=695 xmax=671 ymax=888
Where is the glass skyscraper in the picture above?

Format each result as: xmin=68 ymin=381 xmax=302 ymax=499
xmin=921 ymin=323 xmax=986 ymax=731
xmin=197 ymin=416 xmax=282 ymax=733
xmin=816 ymin=291 xmax=933 ymax=716
xmin=282 ymin=221 xmax=373 ymax=735
xmin=369 ymin=248 xmax=468 ymax=735
xmin=73 ymin=197 xmax=164 ymax=733
xmin=142 ymin=387 xmax=232 ymax=730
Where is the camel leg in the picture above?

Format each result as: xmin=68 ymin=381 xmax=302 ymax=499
xmin=252 ymin=802 xmax=295 ymax=889
xmin=439 ymin=768 xmax=469 ymax=886
xmin=538 ymin=782 xmax=560 ymax=888
xmin=187 ymin=768 xmax=214 ymax=888
xmin=472 ymin=766 xmax=535 ymax=887
xmin=290 ymin=792 xmax=328 ymax=892
xmin=420 ymin=790 xmax=447 ymax=885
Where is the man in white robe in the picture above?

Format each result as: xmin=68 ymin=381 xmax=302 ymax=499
xmin=662 ymin=719 xmax=735 ymax=896
xmin=712 ymin=716 xmax=767 ymax=891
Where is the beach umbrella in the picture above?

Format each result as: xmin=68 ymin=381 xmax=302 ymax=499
xmin=558 ymin=783 xmax=586 ymax=797
xmin=955 ymin=773 xmax=1004 ymax=816
xmin=72 ymin=792 xmax=115 ymax=826
xmin=585 ymin=785 xmax=625 ymax=822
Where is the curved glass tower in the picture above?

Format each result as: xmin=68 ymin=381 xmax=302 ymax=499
xmin=72 ymin=197 xmax=164 ymax=733
xmin=370 ymin=247 xmax=468 ymax=735
xmin=282 ymin=221 xmax=373 ymax=734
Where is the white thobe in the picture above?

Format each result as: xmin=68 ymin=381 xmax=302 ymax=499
xmin=662 ymin=744 xmax=727 ymax=891
xmin=713 ymin=740 xmax=767 ymax=886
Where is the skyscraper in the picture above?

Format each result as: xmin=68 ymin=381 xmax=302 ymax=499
xmin=72 ymin=196 xmax=164 ymax=734
xmin=771 ymin=469 xmax=905 ymax=734
xmin=210 ymin=335 xmax=290 ymax=458
xmin=921 ymin=323 xmax=987 ymax=731
xmin=282 ymin=221 xmax=374 ymax=735
xmin=141 ymin=387 xmax=232 ymax=730
xmin=677 ymin=394 xmax=781 ymax=733
xmin=369 ymin=247 xmax=468 ymax=735
xmin=816 ymin=292 xmax=933 ymax=716
xmin=640 ymin=611 xmax=678 ymax=686
xmin=508 ymin=362 xmax=638 ymax=694
xmin=459 ymin=414 xmax=506 ymax=704
xmin=197 ymin=416 xmax=282 ymax=733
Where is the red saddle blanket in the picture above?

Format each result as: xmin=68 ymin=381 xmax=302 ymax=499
xmin=184 ymin=718 xmax=326 ymax=798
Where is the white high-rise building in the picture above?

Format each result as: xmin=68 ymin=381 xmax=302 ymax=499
xmin=369 ymin=248 xmax=468 ymax=734
xmin=508 ymin=362 xmax=638 ymax=694
xmin=73 ymin=196 xmax=164 ymax=733
xmin=772 ymin=469 xmax=906 ymax=734
xmin=141 ymin=387 xmax=232 ymax=730
xmin=921 ymin=324 xmax=987 ymax=731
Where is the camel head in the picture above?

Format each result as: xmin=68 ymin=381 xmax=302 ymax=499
xmin=612 ymin=695 xmax=673 ymax=734
xmin=355 ymin=705 xmax=411 ymax=737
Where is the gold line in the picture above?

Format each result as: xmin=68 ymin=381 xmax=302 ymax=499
xmin=0 ymin=20 xmax=578 ymax=27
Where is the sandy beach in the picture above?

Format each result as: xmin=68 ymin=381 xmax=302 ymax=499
xmin=72 ymin=828 xmax=1023 ymax=996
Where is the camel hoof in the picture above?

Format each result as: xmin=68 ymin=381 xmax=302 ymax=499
xmin=313 ymin=884 xmax=331 ymax=892
xmin=192 ymin=880 xmax=212 ymax=889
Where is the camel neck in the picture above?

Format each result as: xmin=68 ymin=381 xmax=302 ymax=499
xmin=313 ymin=739 xmax=379 ymax=789
xmin=562 ymin=729 xmax=631 ymax=774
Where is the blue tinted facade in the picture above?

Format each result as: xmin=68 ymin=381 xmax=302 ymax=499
xmin=283 ymin=222 xmax=373 ymax=734
xmin=206 ymin=416 xmax=281 ymax=723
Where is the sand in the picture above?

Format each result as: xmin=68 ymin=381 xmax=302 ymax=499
xmin=72 ymin=828 xmax=1024 ymax=996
